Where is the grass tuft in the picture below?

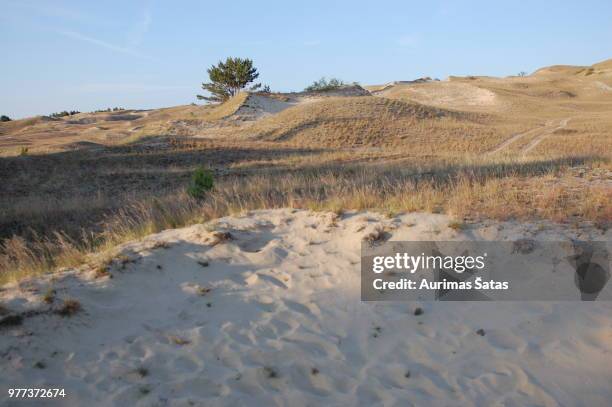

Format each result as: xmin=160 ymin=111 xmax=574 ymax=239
xmin=56 ymin=299 xmax=81 ymax=317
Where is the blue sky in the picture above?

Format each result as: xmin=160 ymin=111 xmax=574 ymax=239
xmin=1 ymin=0 xmax=611 ymax=118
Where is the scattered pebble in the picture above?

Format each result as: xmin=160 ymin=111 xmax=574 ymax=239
xmin=263 ymin=366 xmax=278 ymax=378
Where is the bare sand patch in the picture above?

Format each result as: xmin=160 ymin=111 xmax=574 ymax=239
xmin=1 ymin=209 xmax=610 ymax=406
xmin=378 ymin=81 xmax=500 ymax=110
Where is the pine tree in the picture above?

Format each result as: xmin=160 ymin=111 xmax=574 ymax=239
xmin=197 ymin=57 xmax=260 ymax=102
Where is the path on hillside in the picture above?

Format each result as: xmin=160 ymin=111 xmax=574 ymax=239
xmin=487 ymin=118 xmax=570 ymax=156
xmin=521 ymin=118 xmax=570 ymax=157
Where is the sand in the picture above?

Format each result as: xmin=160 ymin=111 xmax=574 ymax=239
xmin=231 ymin=95 xmax=296 ymax=121
xmin=377 ymin=81 xmax=500 ymax=110
xmin=1 ymin=209 xmax=611 ymax=406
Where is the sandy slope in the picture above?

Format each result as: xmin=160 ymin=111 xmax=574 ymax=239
xmin=378 ymin=81 xmax=500 ymax=110
xmin=1 ymin=209 xmax=611 ymax=406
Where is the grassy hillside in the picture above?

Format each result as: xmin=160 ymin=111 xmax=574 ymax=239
xmin=246 ymin=96 xmax=502 ymax=152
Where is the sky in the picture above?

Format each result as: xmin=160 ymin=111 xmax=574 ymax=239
xmin=1 ymin=0 xmax=611 ymax=118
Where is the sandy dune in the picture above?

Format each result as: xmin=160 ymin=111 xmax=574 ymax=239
xmin=378 ymin=81 xmax=500 ymax=110
xmin=1 ymin=209 xmax=611 ymax=406
xmin=232 ymin=85 xmax=371 ymax=120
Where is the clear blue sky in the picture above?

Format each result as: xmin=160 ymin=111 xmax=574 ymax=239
xmin=1 ymin=0 xmax=611 ymax=118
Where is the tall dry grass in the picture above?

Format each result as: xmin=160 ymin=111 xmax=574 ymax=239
xmin=1 ymin=155 xmax=608 ymax=284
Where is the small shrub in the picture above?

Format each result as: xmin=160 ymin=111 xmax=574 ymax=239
xmin=0 ymin=115 xmax=11 ymax=122
xmin=187 ymin=167 xmax=214 ymax=199
xmin=94 ymin=107 xmax=124 ymax=113
xmin=49 ymin=110 xmax=80 ymax=118
xmin=56 ymin=299 xmax=81 ymax=317
xmin=305 ymin=77 xmax=346 ymax=92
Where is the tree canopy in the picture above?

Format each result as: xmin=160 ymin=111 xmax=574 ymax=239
xmin=197 ymin=57 xmax=260 ymax=103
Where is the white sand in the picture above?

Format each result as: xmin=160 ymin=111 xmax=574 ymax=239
xmin=1 ymin=209 xmax=611 ymax=406
xmin=232 ymin=95 xmax=296 ymax=120
xmin=379 ymin=82 xmax=499 ymax=109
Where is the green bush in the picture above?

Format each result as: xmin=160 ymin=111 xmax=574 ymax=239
xmin=49 ymin=110 xmax=80 ymax=118
xmin=187 ymin=167 xmax=214 ymax=198
xmin=304 ymin=77 xmax=346 ymax=92
xmin=94 ymin=107 xmax=124 ymax=113
xmin=0 ymin=115 xmax=11 ymax=122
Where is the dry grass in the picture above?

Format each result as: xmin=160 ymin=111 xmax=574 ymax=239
xmin=56 ymin=299 xmax=81 ymax=317
xmin=245 ymin=96 xmax=506 ymax=151
xmin=203 ymin=92 xmax=250 ymax=120
xmin=1 ymin=153 xmax=608 ymax=284
xmin=0 ymin=95 xmax=249 ymax=155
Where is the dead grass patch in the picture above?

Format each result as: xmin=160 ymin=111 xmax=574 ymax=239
xmin=1 ymin=154 xmax=608 ymax=284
